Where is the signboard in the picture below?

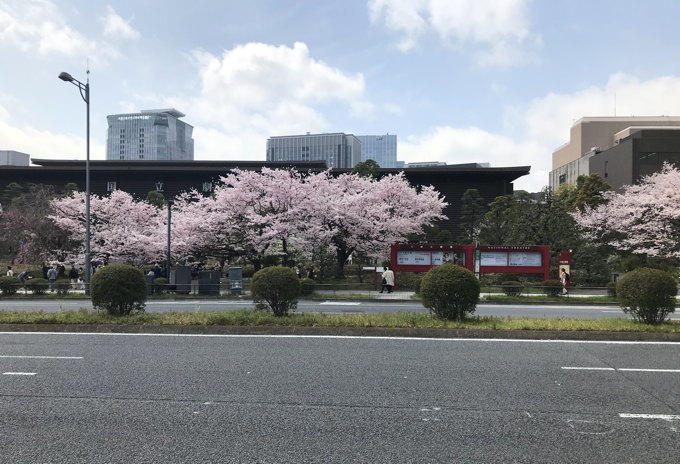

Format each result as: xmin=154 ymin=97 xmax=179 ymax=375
xmin=396 ymin=251 xmax=431 ymax=266
xmin=480 ymin=252 xmax=507 ymax=266
xmin=508 ymin=252 xmax=542 ymax=267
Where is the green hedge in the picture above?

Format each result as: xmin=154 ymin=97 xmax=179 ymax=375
xmin=542 ymin=279 xmax=564 ymax=297
xmin=419 ymin=264 xmax=480 ymax=320
xmin=251 ymin=266 xmax=300 ymax=317
xmin=617 ymin=268 xmax=677 ymax=324
xmin=500 ymin=281 xmax=523 ymax=297
xmin=0 ymin=276 xmax=19 ymax=295
xmin=91 ymin=265 xmax=147 ymax=316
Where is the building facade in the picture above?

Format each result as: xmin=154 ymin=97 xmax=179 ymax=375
xmin=357 ymin=134 xmax=397 ymax=168
xmin=550 ymin=116 xmax=680 ymax=189
xmin=266 ymin=133 xmax=361 ymax=168
xmin=106 ymin=109 xmax=194 ymax=161
xmin=0 ymin=150 xmax=30 ymax=166
xmin=0 ymin=160 xmax=529 ymax=238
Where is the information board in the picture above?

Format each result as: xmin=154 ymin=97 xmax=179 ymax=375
xmin=397 ymin=251 xmax=431 ymax=266
xmin=508 ymin=252 xmax=542 ymax=267
xmin=480 ymin=252 xmax=507 ymax=266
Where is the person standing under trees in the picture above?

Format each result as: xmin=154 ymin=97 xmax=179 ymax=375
xmin=560 ymin=267 xmax=570 ymax=295
xmin=46 ymin=266 xmax=57 ymax=292
xmin=6 ymin=266 xmax=13 ymax=277
xmin=380 ymin=266 xmax=395 ymax=294
xmin=68 ymin=265 xmax=79 ymax=289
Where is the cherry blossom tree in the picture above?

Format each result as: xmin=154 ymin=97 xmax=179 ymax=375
xmin=573 ymin=163 xmax=680 ymax=258
xmin=50 ymin=190 xmax=165 ymax=265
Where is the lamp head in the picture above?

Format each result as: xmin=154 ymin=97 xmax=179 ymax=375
xmin=58 ymin=72 xmax=74 ymax=82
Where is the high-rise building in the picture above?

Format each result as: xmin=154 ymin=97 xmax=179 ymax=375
xmin=266 ymin=132 xmax=361 ymax=168
xmin=550 ymin=116 xmax=680 ymax=189
xmin=0 ymin=150 xmax=30 ymax=166
xmin=106 ymin=109 xmax=194 ymax=161
xmin=357 ymin=134 xmax=398 ymax=168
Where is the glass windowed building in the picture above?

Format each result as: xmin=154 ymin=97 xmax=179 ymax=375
xmin=106 ymin=109 xmax=194 ymax=161
xmin=357 ymin=134 xmax=397 ymax=168
xmin=266 ymin=133 xmax=361 ymax=168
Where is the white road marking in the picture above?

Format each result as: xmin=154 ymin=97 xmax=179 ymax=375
xmin=619 ymin=413 xmax=680 ymax=420
xmin=563 ymin=367 xmax=680 ymax=373
xmin=618 ymin=368 xmax=680 ymax=373
xmin=319 ymin=301 xmax=361 ymax=306
xmin=1 ymin=332 xmax=680 ymax=344
xmin=0 ymin=355 xmax=83 ymax=359
xmin=562 ymin=367 xmax=615 ymax=371
xmin=3 ymin=372 xmax=36 ymax=376
xmin=601 ymin=310 xmax=623 ymax=313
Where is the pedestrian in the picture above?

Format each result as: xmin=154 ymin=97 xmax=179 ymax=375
xmin=41 ymin=262 xmax=49 ymax=280
xmin=6 ymin=265 xmax=13 ymax=277
xmin=560 ymin=267 xmax=570 ymax=295
xmin=380 ymin=266 xmax=395 ymax=294
xmin=18 ymin=270 xmax=27 ymax=286
xmin=46 ymin=266 xmax=58 ymax=292
xmin=68 ymin=265 xmax=79 ymax=289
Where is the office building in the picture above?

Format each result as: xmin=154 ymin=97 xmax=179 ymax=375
xmin=357 ymin=134 xmax=397 ymax=168
xmin=106 ymin=109 xmax=194 ymax=161
xmin=0 ymin=150 xmax=30 ymax=166
xmin=550 ymin=116 xmax=680 ymax=189
xmin=266 ymin=133 xmax=361 ymax=168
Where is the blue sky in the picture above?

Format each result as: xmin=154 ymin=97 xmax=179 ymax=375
xmin=2 ymin=0 xmax=680 ymax=191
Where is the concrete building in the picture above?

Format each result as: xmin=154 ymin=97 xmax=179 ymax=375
xmin=106 ymin=109 xmax=194 ymax=161
xmin=266 ymin=133 xmax=361 ymax=168
xmin=550 ymin=116 xmax=680 ymax=189
xmin=0 ymin=150 xmax=30 ymax=166
xmin=357 ymin=134 xmax=398 ymax=168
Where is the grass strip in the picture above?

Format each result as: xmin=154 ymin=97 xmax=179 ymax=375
xmin=0 ymin=309 xmax=678 ymax=333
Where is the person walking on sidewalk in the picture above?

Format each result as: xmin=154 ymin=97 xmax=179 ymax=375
xmin=380 ymin=266 xmax=395 ymax=294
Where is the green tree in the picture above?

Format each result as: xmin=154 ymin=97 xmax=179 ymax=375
xmin=1 ymin=182 xmax=23 ymax=207
xmin=574 ymin=174 xmax=610 ymax=212
xmin=458 ymin=189 xmax=487 ymax=244
xmin=62 ymin=182 xmax=80 ymax=196
xmin=478 ymin=195 xmax=515 ymax=244
xmin=352 ymin=159 xmax=380 ymax=178
xmin=146 ymin=191 xmax=166 ymax=208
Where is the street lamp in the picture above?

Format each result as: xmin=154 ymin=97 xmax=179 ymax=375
xmin=58 ymin=71 xmax=91 ymax=295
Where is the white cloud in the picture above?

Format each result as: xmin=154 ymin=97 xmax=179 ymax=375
xmin=400 ymin=73 xmax=680 ymax=192
xmin=148 ymin=42 xmax=371 ymax=159
xmin=102 ymin=5 xmax=140 ymax=40
xmin=368 ymin=0 xmax=540 ymax=66
xmin=0 ymin=103 xmax=105 ymax=161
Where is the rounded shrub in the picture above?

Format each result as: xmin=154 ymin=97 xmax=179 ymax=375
xmin=420 ymin=264 xmax=480 ymax=320
xmin=606 ymin=281 xmax=617 ymax=298
xmin=299 ymin=277 xmax=315 ymax=296
xmin=0 ymin=276 xmax=19 ymax=295
xmin=542 ymin=279 xmax=564 ymax=297
xmin=501 ymin=281 xmax=523 ymax=297
xmin=55 ymin=279 xmax=71 ymax=296
xmin=251 ymin=266 xmax=300 ymax=317
xmin=25 ymin=278 xmax=49 ymax=295
xmin=153 ymin=277 xmax=168 ymax=295
xmin=617 ymin=268 xmax=677 ymax=324
xmin=91 ymin=264 xmax=147 ymax=316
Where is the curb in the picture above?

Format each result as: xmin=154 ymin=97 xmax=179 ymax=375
xmin=0 ymin=323 xmax=678 ymax=341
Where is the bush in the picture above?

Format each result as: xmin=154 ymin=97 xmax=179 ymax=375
xmin=617 ymin=268 xmax=677 ymax=324
xmin=394 ymin=271 xmax=421 ymax=292
xmin=501 ymin=281 xmax=523 ymax=297
xmin=251 ymin=266 xmax=300 ymax=317
xmin=542 ymin=279 xmax=564 ymax=297
xmin=55 ymin=279 xmax=71 ymax=296
xmin=419 ymin=264 xmax=480 ymax=320
xmin=153 ymin=277 xmax=168 ymax=295
xmin=26 ymin=278 xmax=49 ymax=295
xmin=606 ymin=281 xmax=617 ymax=297
xmin=299 ymin=277 xmax=315 ymax=296
xmin=0 ymin=276 xmax=19 ymax=295
xmin=91 ymin=264 xmax=147 ymax=316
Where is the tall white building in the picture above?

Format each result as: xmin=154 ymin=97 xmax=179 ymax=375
xmin=266 ymin=132 xmax=361 ymax=168
xmin=106 ymin=109 xmax=194 ymax=161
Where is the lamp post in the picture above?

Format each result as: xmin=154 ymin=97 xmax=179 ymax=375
xmin=58 ymin=71 xmax=91 ymax=295
xmin=166 ymin=200 xmax=173 ymax=275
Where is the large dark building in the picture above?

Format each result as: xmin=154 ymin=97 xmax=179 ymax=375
xmin=588 ymin=129 xmax=680 ymax=190
xmin=0 ymin=159 xmax=529 ymax=238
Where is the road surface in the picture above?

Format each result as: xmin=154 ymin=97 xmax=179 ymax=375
xmin=0 ymin=332 xmax=678 ymax=463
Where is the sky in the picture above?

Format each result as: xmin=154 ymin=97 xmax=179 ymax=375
xmin=2 ymin=0 xmax=680 ymax=192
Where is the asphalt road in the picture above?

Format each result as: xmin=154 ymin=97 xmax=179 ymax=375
xmin=0 ymin=332 xmax=678 ymax=463
xmin=1 ymin=298 xmax=678 ymax=320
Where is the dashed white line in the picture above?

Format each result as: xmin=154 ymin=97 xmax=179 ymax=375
xmin=3 ymin=372 xmax=36 ymax=376
xmin=319 ymin=302 xmax=361 ymax=306
xmin=562 ymin=367 xmax=615 ymax=371
xmin=0 ymin=355 xmax=83 ymax=360
xmin=618 ymin=368 xmax=680 ymax=373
